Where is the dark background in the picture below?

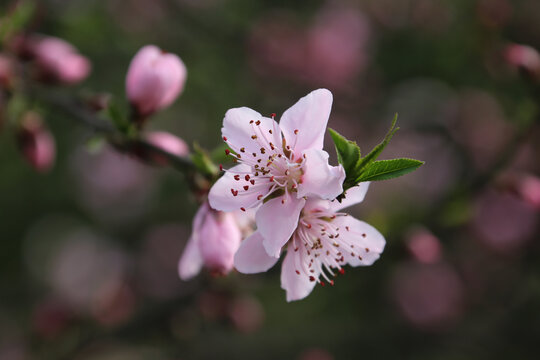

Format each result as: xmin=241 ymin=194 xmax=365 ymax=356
xmin=1 ymin=0 xmax=539 ymax=359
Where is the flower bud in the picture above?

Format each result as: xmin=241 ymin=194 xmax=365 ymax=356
xmin=178 ymin=202 xmax=243 ymax=280
xmin=144 ymin=131 xmax=189 ymax=164
xmin=28 ymin=35 xmax=91 ymax=85
xmin=505 ymin=44 xmax=540 ymax=79
xmin=126 ymin=45 xmax=187 ymax=118
xmin=17 ymin=112 xmax=56 ymax=172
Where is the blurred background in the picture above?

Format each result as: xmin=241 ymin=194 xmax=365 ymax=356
xmin=1 ymin=0 xmax=540 ymax=359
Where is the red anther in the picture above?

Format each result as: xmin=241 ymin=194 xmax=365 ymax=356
xmin=257 ymin=195 xmax=263 ymax=200
xmin=225 ymin=149 xmax=230 ymax=155
xmin=320 ymin=281 xmax=325 ymax=287
xmin=231 ymin=189 xmax=238 ymax=196
xmin=330 ymin=280 xmax=335 ymax=286
xmin=249 ymin=120 xmax=254 ymax=124
xmin=219 ymin=164 xmax=223 ymax=171
xmin=251 ymin=135 xmax=257 ymax=139
xmin=362 ymin=233 xmax=366 ymax=238
xmin=255 ymin=120 xmax=261 ymax=125
xmin=245 ymin=175 xmax=250 ymax=181
xmin=339 ymin=268 xmax=345 ymax=275
xmin=223 ymin=136 xmax=228 ymax=141
xmin=269 ymin=129 xmax=273 ymax=134
xmin=309 ymin=276 xmax=316 ymax=282
xmin=365 ymin=248 xmax=370 ymax=252
xmin=240 ymin=207 xmax=246 ymax=212
xmin=270 ymin=113 xmax=276 ymax=118
xmin=294 ymin=129 xmax=299 ymax=135
xmin=269 ymin=176 xmax=274 ymax=182
xmin=345 ymin=226 xmax=350 ymax=231
xmin=234 ymin=175 xmax=240 ymax=181
xmin=306 ymin=223 xmax=312 ymax=229
xmin=243 ymin=185 xmax=249 ymax=191
xmin=250 ymin=180 xmax=255 ymax=185
xmin=240 ymin=147 xmax=245 ymax=153
xmin=295 ymin=270 xmax=300 ymax=275
xmin=291 ymin=184 xmax=296 ymax=189
xmin=281 ymin=199 xmax=285 ymax=204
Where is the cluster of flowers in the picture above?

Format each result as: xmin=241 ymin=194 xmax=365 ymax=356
xmin=1 ymin=38 xmax=189 ymax=171
xmin=178 ymin=89 xmax=385 ymax=301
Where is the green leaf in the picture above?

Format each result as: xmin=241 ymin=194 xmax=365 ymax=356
xmin=354 ymin=113 xmax=399 ymax=174
xmin=328 ymin=128 xmax=361 ymax=172
xmin=355 ymin=158 xmax=424 ymax=182
xmin=0 ymin=1 xmax=35 ymax=44
xmin=104 ymin=99 xmax=130 ymax=133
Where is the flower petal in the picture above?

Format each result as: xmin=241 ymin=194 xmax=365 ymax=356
xmin=280 ymin=88 xmax=333 ymax=157
xmin=177 ymin=203 xmax=207 ymax=280
xmin=222 ymin=107 xmax=281 ymax=156
xmin=281 ymin=244 xmax=317 ymax=302
xmin=329 ymin=182 xmax=370 ymax=211
xmin=297 ymin=149 xmax=345 ymax=200
xmin=334 ymin=215 xmax=385 ymax=266
xmin=208 ymin=164 xmax=263 ymax=212
xmin=257 ymin=192 xmax=306 ymax=257
xmin=234 ymin=231 xmax=279 ymax=274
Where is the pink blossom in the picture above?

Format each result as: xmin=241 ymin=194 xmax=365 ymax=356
xmin=505 ymin=44 xmax=540 ymax=78
xmin=178 ymin=202 xmax=245 ymax=279
xmin=139 ymin=131 xmax=189 ymax=165
xmin=405 ymin=227 xmax=442 ymax=264
xmin=17 ymin=112 xmax=56 ymax=173
xmin=126 ymin=45 xmax=187 ymax=117
xmin=208 ymin=89 xmax=345 ymax=258
xmin=30 ymin=36 xmax=91 ymax=84
xmin=234 ymin=183 xmax=385 ymax=302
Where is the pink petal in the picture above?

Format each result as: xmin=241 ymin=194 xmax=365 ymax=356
xmin=329 ymin=182 xmax=370 ymax=211
xmin=177 ymin=203 xmax=207 ymax=280
xmin=280 ymin=244 xmax=317 ymax=302
xmin=257 ymin=193 xmax=305 ymax=257
xmin=222 ymin=107 xmax=280 ymax=156
xmin=234 ymin=231 xmax=279 ymax=274
xmin=156 ymin=53 xmax=187 ymax=108
xmin=334 ymin=215 xmax=385 ymax=267
xmin=208 ymin=164 xmax=263 ymax=212
xmin=198 ymin=210 xmax=241 ymax=275
xmin=177 ymin=232 xmax=203 ymax=280
xmin=297 ymin=149 xmax=345 ymax=200
xmin=280 ymin=88 xmax=333 ymax=157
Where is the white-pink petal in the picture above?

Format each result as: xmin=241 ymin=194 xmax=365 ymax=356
xmin=297 ymin=148 xmax=345 ymax=200
xmin=222 ymin=107 xmax=280 ymax=156
xmin=257 ymin=192 xmax=306 ymax=258
xmin=281 ymin=243 xmax=317 ymax=302
xmin=177 ymin=203 xmax=206 ymax=280
xmin=208 ymin=164 xmax=262 ymax=212
xmin=280 ymin=88 xmax=333 ymax=157
xmin=334 ymin=215 xmax=385 ymax=267
xmin=329 ymin=182 xmax=370 ymax=211
xmin=234 ymin=231 xmax=279 ymax=274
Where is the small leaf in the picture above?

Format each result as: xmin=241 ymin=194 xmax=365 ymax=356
xmin=104 ymin=99 xmax=129 ymax=133
xmin=354 ymin=113 xmax=399 ymax=174
xmin=328 ymin=128 xmax=361 ymax=172
xmin=355 ymin=158 xmax=424 ymax=182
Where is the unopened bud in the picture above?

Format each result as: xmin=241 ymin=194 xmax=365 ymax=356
xmin=505 ymin=44 xmax=540 ymax=79
xmin=17 ymin=112 xmax=56 ymax=172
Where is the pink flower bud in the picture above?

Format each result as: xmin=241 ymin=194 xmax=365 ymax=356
xmin=126 ymin=45 xmax=187 ymax=117
xmin=178 ymin=202 xmax=242 ymax=279
xmin=505 ymin=44 xmax=540 ymax=78
xmin=17 ymin=112 xmax=56 ymax=172
xmin=145 ymin=131 xmax=189 ymax=160
xmin=31 ymin=35 xmax=91 ymax=84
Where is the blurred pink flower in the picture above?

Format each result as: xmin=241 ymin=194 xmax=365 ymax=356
xmin=138 ymin=131 xmax=189 ymax=165
xmin=405 ymin=227 xmax=442 ymax=264
xmin=126 ymin=45 xmax=187 ymax=117
xmin=517 ymin=175 xmax=540 ymax=209
xmin=16 ymin=112 xmax=56 ymax=173
xmin=235 ymin=183 xmax=385 ymax=302
xmin=228 ymin=295 xmax=265 ymax=333
xmin=504 ymin=44 xmax=540 ymax=79
xmin=27 ymin=35 xmax=91 ymax=84
xmin=209 ymin=89 xmax=345 ymax=258
xmin=391 ymin=262 xmax=465 ymax=330
xmin=249 ymin=7 xmax=371 ymax=89
xmin=178 ymin=202 xmax=243 ymax=279
xmin=473 ymin=189 xmax=538 ymax=253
